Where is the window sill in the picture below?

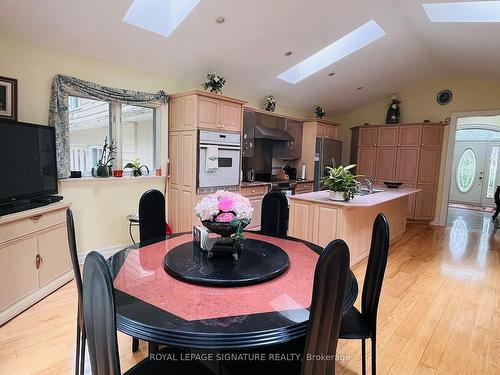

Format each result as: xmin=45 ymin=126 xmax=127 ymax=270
xmin=59 ymin=175 xmax=166 ymax=185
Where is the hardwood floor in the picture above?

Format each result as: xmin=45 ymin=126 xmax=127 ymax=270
xmin=0 ymin=221 xmax=498 ymax=374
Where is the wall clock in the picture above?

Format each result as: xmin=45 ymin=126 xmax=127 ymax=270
xmin=437 ymin=90 xmax=453 ymax=105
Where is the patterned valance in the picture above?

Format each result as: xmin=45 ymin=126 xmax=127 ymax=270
xmin=48 ymin=74 xmax=168 ymax=179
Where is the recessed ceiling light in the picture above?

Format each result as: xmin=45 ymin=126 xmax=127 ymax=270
xmin=357 ymin=86 xmax=364 ymax=90
xmin=328 ymin=72 xmax=335 ymax=76
xmin=123 ymin=0 xmax=201 ymax=38
xmin=277 ymin=20 xmax=385 ymax=84
xmin=215 ymin=16 xmax=225 ymax=24
xmin=423 ymin=1 xmax=500 ymax=22
xmin=285 ymin=51 xmax=293 ymax=56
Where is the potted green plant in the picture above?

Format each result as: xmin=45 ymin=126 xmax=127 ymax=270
xmin=91 ymin=137 xmax=116 ymax=178
xmin=320 ymin=164 xmax=362 ymax=201
xmin=124 ymin=159 xmax=149 ymax=177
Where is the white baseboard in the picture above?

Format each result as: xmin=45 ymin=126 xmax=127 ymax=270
xmin=78 ymin=242 xmax=132 ymax=265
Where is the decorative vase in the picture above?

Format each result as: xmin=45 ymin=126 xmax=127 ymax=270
xmin=92 ymin=165 xmax=112 ymax=178
xmin=201 ymin=220 xmax=249 ymax=260
xmin=329 ymin=191 xmax=346 ymax=202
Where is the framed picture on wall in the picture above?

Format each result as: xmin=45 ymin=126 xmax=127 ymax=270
xmin=0 ymin=76 xmax=18 ymax=121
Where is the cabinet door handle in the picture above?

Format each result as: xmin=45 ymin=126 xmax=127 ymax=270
xmin=35 ymin=254 xmax=43 ymax=269
xmin=30 ymin=214 xmax=43 ymax=221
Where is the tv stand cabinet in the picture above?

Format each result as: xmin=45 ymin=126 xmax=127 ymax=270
xmin=0 ymin=202 xmax=73 ymax=325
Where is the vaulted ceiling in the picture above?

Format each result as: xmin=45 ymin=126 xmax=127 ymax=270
xmin=0 ymin=0 xmax=499 ymax=115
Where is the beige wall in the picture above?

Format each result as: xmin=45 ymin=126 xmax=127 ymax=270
xmin=334 ymin=73 xmax=500 ymax=223
xmin=0 ymin=32 xmax=310 ymax=252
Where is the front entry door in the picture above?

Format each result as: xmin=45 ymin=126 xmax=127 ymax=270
xmin=450 ymin=141 xmax=488 ymax=205
xmin=482 ymin=142 xmax=500 ymax=206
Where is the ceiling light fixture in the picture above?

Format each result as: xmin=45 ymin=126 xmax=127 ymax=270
xmin=215 ymin=16 xmax=225 ymax=24
xmin=328 ymin=72 xmax=336 ymax=76
xmin=277 ymin=20 xmax=385 ymax=84
xmin=357 ymin=86 xmax=364 ymax=90
xmin=423 ymin=1 xmax=500 ymax=22
xmin=123 ymin=0 xmax=201 ymax=37
xmin=285 ymin=51 xmax=293 ymax=56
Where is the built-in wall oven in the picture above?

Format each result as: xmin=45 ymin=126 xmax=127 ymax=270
xmin=198 ymin=130 xmax=241 ymax=192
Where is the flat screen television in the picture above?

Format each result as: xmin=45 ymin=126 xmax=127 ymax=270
xmin=0 ymin=120 xmax=58 ymax=206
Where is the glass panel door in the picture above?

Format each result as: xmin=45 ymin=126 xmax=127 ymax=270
xmin=481 ymin=143 xmax=500 ymax=206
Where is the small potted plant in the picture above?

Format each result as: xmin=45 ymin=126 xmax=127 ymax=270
xmin=124 ymin=158 xmax=149 ymax=177
xmin=91 ymin=137 xmax=116 ymax=178
xmin=315 ymin=106 xmax=326 ymax=119
xmin=320 ymin=165 xmax=361 ymax=201
xmin=265 ymin=95 xmax=276 ymax=112
xmin=195 ymin=191 xmax=253 ymax=260
xmin=202 ymin=72 xmax=226 ymax=94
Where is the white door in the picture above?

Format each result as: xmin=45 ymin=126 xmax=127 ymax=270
xmin=482 ymin=142 xmax=500 ymax=206
xmin=450 ymin=141 xmax=487 ymax=205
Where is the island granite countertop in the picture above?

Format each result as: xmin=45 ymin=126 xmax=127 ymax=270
xmin=291 ymin=187 xmax=419 ymax=208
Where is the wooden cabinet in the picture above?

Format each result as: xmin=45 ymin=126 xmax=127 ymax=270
xmin=240 ymin=184 xmax=269 ymax=230
xmin=352 ymin=123 xmax=446 ymax=221
xmin=357 ymin=147 xmax=377 ymax=179
xmin=198 ymin=95 xmax=242 ymax=132
xmin=0 ymin=203 xmax=72 ymax=325
xmin=296 ymin=181 xmax=313 ymax=194
xmin=315 ymin=121 xmax=339 ymax=139
xmin=242 ymin=111 xmax=255 ymax=157
xmin=398 ymin=125 xmax=422 ymax=146
xmin=415 ymin=184 xmax=437 ymax=220
xmin=168 ymin=91 xmax=246 ymax=233
xmin=359 ymin=127 xmax=378 ymax=146
xmin=375 ymin=148 xmax=397 ymax=181
xmin=378 ymin=127 xmax=399 ymax=147
xmin=395 ymin=147 xmax=420 ymax=184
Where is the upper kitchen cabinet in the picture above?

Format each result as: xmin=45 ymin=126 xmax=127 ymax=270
xmin=169 ymin=90 xmax=246 ymax=134
xmin=315 ymin=120 xmax=340 ymax=139
xmin=398 ymin=124 xmax=422 ymax=146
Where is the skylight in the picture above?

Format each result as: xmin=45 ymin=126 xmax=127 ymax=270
xmin=123 ymin=0 xmax=200 ymax=37
xmin=277 ymin=20 xmax=385 ymax=84
xmin=423 ymin=1 xmax=500 ymax=22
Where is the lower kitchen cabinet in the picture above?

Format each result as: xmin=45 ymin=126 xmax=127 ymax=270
xmin=0 ymin=202 xmax=73 ymax=325
xmin=240 ymin=185 xmax=269 ymax=230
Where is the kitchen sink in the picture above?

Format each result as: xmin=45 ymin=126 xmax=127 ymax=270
xmin=357 ymin=188 xmax=384 ymax=196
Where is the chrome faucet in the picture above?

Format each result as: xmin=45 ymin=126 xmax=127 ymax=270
xmin=364 ymin=179 xmax=373 ymax=194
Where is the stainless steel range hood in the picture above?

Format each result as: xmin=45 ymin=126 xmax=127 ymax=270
xmin=254 ymin=125 xmax=293 ymax=142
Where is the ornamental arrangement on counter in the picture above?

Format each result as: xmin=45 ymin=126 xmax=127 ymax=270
xmin=315 ymin=106 xmax=326 ymax=119
xmin=265 ymin=95 xmax=276 ymax=112
xmin=202 ymin=73 xmax=226 ymax=94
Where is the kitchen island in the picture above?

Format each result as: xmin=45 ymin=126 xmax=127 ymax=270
xmin=288 ymin=187 xmax=418 ymax=265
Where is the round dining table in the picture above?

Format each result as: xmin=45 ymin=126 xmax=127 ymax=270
xmin=108 ymin=231 xmax=358 ymax=350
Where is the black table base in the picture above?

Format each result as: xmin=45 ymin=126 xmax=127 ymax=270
xmin=163 ymin=239 xmax=290 ymax=287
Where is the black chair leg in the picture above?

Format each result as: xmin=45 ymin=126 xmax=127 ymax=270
xmin=371 ymin=337 xmax=376 ymax=375
xmin=132 ymin=338 xmax=139 ymax=352
xmin=75 ymin=324 xmax=81 ymax=375
xmin=148 ymin=342 xmax=159 ymax=355
xmin=80 ymin=332 xmax=86 ymax=375
xmin=361 ymin=338 xmax=366 ymax=375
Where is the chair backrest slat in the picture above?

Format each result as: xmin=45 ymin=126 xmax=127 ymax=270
xmin=301 ymin=240 xmax=350 ymax=375
xmin=66 ymin=209 xmax=84 ymax=329
xmin=361 ymin=213 xmax=390 ymax=332
xmin=260 ymin=190 xmax=289 ymax=236
xmin=82 ymin=252 xmax=121 ymax=375
xmin=139 ymin=189 xmax=166 ymax=242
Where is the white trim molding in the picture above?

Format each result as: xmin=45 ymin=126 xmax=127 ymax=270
xmin=437 ymin=108 xmax=500 ymax=226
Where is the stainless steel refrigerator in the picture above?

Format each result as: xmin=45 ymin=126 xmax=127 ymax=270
xmin=313 ymin=139 xmax=342 ymax=191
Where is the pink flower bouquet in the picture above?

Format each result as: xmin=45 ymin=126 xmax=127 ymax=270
xmin=195 ymin=191 xmax=253 ymax=238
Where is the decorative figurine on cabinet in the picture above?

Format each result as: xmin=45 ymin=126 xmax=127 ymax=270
xmin=386 ymin=95 xmax=401 ymax=124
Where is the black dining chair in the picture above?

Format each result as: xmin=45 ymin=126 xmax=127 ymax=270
xmin=338 ymin=213 xmax=390 ymax=375
xmin=221 ymin=239 xmax=350 ymax=375
xmin=82 ymin=251 xmax=213 ymax=375
xmin=492 ymin=186 xmax=499 ymax=221
xmin=139 ymin=189 xmax=167 ymax=243
xmin=260 ymin=190 xmax=289 ymax=236
xmin=66 ymin=209 xmax=140 ymax=375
